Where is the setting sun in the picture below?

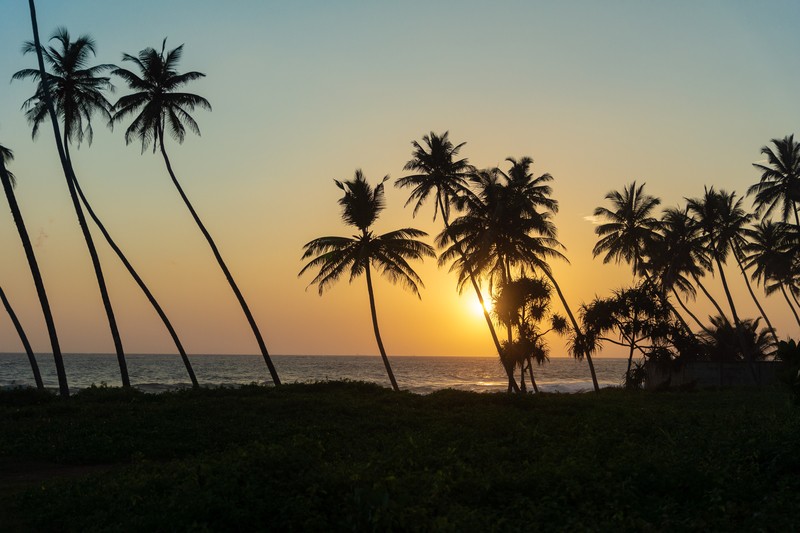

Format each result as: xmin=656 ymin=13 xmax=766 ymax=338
xmin=471 ymin=298 xmax=492 ymax=317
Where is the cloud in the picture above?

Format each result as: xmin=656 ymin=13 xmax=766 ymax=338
xmin=583 ymin=215 xmax=602 ymax=225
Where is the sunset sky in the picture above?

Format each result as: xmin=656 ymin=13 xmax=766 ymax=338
xmin=0 ymin=1 xmax=799 ymax=363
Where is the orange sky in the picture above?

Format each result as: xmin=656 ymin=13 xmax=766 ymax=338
xmin=0 ymin=1 xmax=798 ymax=359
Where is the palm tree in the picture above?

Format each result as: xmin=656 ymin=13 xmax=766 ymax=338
xmin=13 ymin=2 xmax=75 ymax=396
xmin=439 ymin=166 xmax=600 ymax=391
xmin=687 ymin=188 xmax=758 ymax=364
xmin=750 ymin=135 xmax=800 ymax=227
xmin=1 ymin=143 xmax=46 ymax=390
xmin=14 ymin=25 xmax=129 ymax=387
xmin=742 ymin=221 xmax=800 ymax=327
xmin=300 ymin=171 xmax=435 ymax=391
xmin=395 ymin=132 xmax=513 ymax=378
xmin=111 ymin=40 xmax=280 ymax=385
xmin=592 ymin=181 xmax=661 ymax=276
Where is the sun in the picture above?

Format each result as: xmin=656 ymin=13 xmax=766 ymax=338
xmin=471 ymin=298 xmax=492 ymax=317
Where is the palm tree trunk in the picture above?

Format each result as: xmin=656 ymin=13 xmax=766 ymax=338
xmin=0 ymin=285 xmax=43 ymax=389
xmin=364 ymin=263 xmax=399 ymax=392
xmin=527 ymin=357 xmax=539 ymax=393
xmin=543 ymin=270 xmax=600 ymax=392
xmin=779 ymin=284 xmax=800 ymax=327
xmin=71 ymin=174 xmax=199 ymax=388
xmin=437 ymin=197 xmax=519 ymax=392
xmin=158 ymin=134 xmax=280 ymax=385
xmin=671 ymin=288 xmax=713 ymax=335
xmin=61 ymin=140 xmax=129 ymax=387
xmin=714 ymin=256 xmax=756 ymax=377
xmin=692 ymin=273 xmax=731 ymax=325
xmin=24 ymin=0 xmax=73 ymax=396
xmin=733 ymin=247 xmax=778 ymax=344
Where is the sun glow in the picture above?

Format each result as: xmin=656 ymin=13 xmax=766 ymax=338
xmin=471 ymin=298 xmax=492 ymax=317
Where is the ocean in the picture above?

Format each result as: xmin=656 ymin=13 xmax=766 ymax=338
xmin=0 ymin=353 xmax=630 ymax=394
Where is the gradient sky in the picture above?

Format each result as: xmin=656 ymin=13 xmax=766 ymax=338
xmin=0 ymin=1 xmax=799 ymax=362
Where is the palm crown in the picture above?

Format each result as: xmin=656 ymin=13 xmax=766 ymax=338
xmin=12 ymin=27 xmax=114 ymax=146
xmin=749 ymin=134 xmax=800 ymax=225
xmin=300 ymin=170 xmax=435 ymax=296
xmin=111 ymin=40 xmax=211 ymax=152
xmin=0 ymin=144 xmax=15 ymax=187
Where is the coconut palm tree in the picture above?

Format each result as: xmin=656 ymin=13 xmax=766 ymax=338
xmin=14 ymin=25 xmax=129 ymax=387
xmin=1 ymin=144 xmax=45 ymax=390
xmin=439 ymin=166 xmax=600 ymax=391
xmin=15 ymin=2 xmax=75 ymax=396
xmin=592 ymin=181 xmax=661 ymax=276
xmin=300 ymin=171 xmax=435 ymax=392
xmin=687 ymin=188 xmax=758 ymax=364
xmin=749 ymin=134 xmax=800 ymax=227
xmin=111 ymin=40 xmax=280 ymax=385
xmin=742 ymin=221 xmax=800 ymax=327
xmin=395 ymin=132 xmax=512 ymax=373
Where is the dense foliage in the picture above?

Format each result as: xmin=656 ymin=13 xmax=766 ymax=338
xmin=0 ymin=383 xmax=798 ymax=531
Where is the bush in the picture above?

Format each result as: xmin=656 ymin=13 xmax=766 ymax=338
xmin=775 ymin=339 xmax=800 ymax=403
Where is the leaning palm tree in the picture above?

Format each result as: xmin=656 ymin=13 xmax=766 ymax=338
xmin=749 ymin=134 xmax=800 ymax=227
xmin=111 ymin=40 xmax=280 ymax=385
xmin=687 ymin=188 xmax=758 ymax=364
xmin=13 ymin=26 xmax=129 ymax=387
xmin=439 ymin=166 xmax=600 ymax=391
xmin=1 ymin=143 xmax=45 ymax=389
xmin=742 ymin=221 xmax=800 ymax=327
xmin=300 ymin=171 xmax=435 ymax=392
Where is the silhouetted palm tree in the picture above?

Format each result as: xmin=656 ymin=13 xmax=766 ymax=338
xmin=742 ymin=221 xmax=800 ymax=327
xmin=396 ymin=132 xmax=511 ymax=376
xmin=1 ymin=144 xmax=44 ymax=389
xmin=750 ymin=135 xmax=800 ymax=227
xmin=592 ymin=181 xmax=661 ymax=276
xmin=14 ymin=25 xmax=129 ymax=387
xmin=687 ymin=188 xmax=756 ymax=364
xmin=112 ymin=41 xmax=280 ymax=385
xmin=300 ymin=171 xmax=435 ymax=391
xmin=440 ymin=166 xmax=600 ymax=391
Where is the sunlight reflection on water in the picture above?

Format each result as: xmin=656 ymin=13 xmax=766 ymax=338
xmin=0 ymin=354 xmax=628 ymax=394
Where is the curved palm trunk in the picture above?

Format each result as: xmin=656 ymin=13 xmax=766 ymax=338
xmin=0 ymin=285 xmax=43 ymax=389
xmin=60 ymin=141 xmax=128 ymax=387
xmin=714 ymin=256 xmax=756 ymax=376
xmin=71 ymin=174 xmax=199 ymax=388
xmin=692 ymin=273 xmax=731 ymax=325
xmin=779 ymin=284 xmax=800 ymax=327
xmin=527 ymin=357 xmax=539 ymax=393
xmin=642 ymin=271 xmax=696 ymax=341
xmin=671 ymin=288 xmax=713 ymax=335
xmin=364 ymin=263 xmax=399 ymax=392
xmin=158 ymin=134 xmax=280 ymax=385
xmin=437 ymin=197 xmax=520 ymax=392
xmin=543 ymin=271 xmax=600 ymax=392
xmin=732 ymin=246 xmax=778 ymax=344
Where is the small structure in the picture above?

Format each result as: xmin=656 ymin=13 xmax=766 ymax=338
xmin=645 ymin=360 xmax=779 ymax=389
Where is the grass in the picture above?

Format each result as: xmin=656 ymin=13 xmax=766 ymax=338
xmin=0 ymin=382 xmax=798 ymax=531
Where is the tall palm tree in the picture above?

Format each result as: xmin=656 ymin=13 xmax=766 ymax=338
xmin=395 ymin=132 xmax=513 ymax=379
xmin=742 ymin=221 xmax=800 ymax=327
xmin=652 ymin=207 xmax=716 ymax=334
xmin=750 ymin=135 xmax=800 ymax=227
xmin=111 ymin=41 xmax=280 ymax=385
xmin=439 ymin=166 xmax=600 ymax=391
xmin=300 ymin=171 xmax=435 ymax=391
xmin=592 ymin=182 xmax=696 ymax=341
xmin=1 ymin=144 xmax=45 ymax=389
xmin=687 ymin=188 xmax=757 ymax=364
xmin=14 ymin=25 xmax=129 ymax=387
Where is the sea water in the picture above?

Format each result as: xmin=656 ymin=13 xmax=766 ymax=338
xmin=0 ymin=353 xmax=629 ymax=394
